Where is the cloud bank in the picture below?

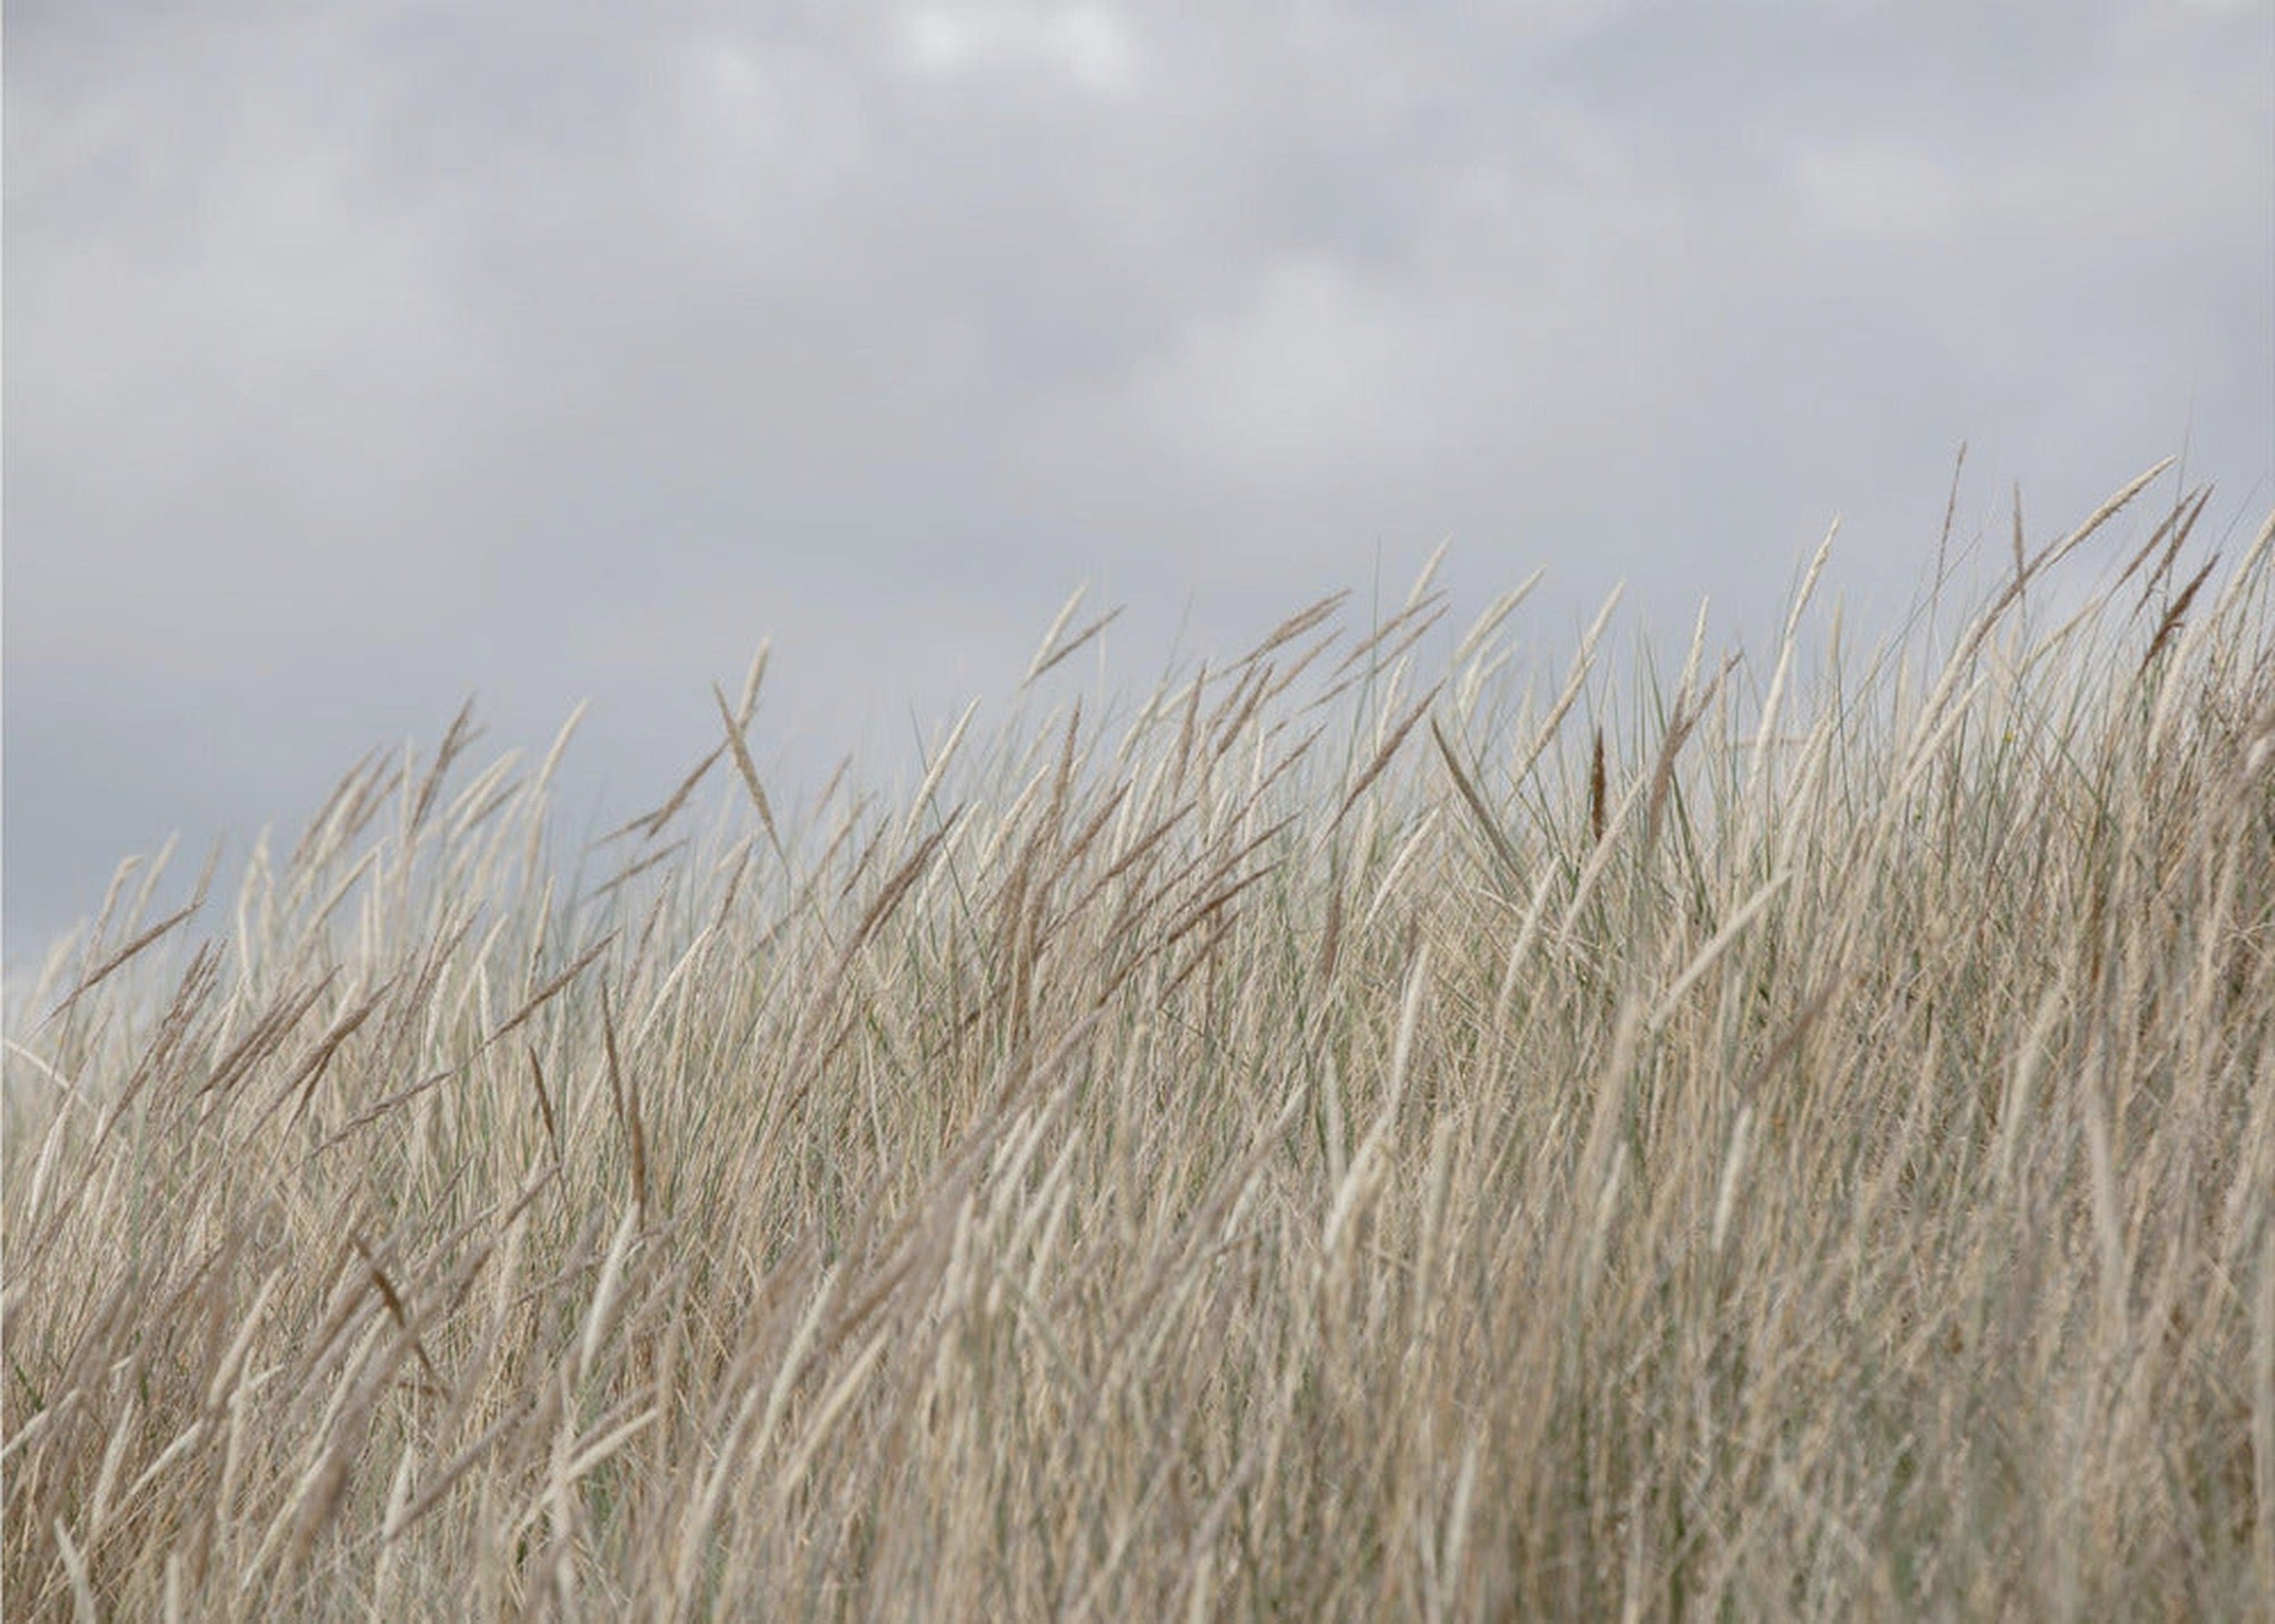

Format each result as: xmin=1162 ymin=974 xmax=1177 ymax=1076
xmin=7 ymin=0 xmax=2270 ymax=961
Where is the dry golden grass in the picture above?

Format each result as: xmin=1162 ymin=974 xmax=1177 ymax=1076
xmin=6 ymin=465 xmax=2274 ymax=1619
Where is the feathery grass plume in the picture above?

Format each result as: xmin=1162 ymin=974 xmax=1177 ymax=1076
xmin=5 ymin=464 xmax=2273 ymax=1619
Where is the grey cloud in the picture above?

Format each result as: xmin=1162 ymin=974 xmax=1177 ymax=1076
xmin=7 ymin=0 xmax=2269 ymax=963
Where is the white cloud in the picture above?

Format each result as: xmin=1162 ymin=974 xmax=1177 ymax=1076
xmin=667 ymin=34 xmax=873 ymax=236
xmin=895 ymin=4 xmax=1139 ymax=97
xmin=1127 ymin=257 xmax=1447 ymax=477
xmin=1789 ymin=139 xmax=1963 ymax=242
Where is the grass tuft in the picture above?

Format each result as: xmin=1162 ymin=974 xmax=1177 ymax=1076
xmin=6 ymin=469 xmax=2274 ymax=1619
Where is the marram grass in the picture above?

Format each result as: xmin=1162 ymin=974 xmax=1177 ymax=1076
xmin=6 ymin=467 xmax=2275 ymax=1619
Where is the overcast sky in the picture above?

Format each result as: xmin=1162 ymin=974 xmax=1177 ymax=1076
xmin=6 ymin=0 xmax=2271 ymax=969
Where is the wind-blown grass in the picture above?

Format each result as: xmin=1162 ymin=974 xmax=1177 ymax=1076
xmin=5 ymin=465 xmax=2273 ymax=1619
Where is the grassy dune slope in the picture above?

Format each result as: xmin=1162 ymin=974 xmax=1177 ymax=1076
xmin=6 ymin=468 xmax=2274 ymax=1619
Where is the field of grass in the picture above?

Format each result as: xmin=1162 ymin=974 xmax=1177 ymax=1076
xmin=6 ymin=464 xmax=2273 ymax=1619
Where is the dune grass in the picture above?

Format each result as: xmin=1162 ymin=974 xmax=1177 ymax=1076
xmin=5 ymin=464 xmax=2274 ymax=1619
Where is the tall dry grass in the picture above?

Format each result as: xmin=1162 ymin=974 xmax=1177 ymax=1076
xmin=5 ymin=464 xmax=2273 ymax=1619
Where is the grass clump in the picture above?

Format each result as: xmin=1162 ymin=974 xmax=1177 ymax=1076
xmin=6 ymin=463 xmax=2274 ymax=1619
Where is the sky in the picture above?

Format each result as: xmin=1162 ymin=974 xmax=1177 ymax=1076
xmin=6 ymin=0 xmax=2271 ymax=970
